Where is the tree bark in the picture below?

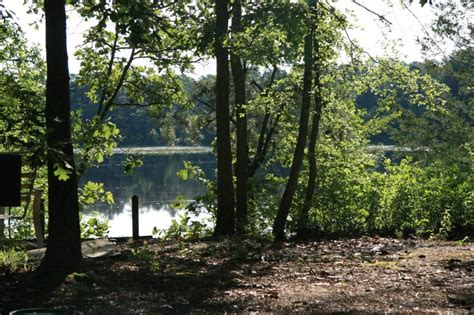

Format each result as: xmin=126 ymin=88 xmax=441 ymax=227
xmin=230 ymin=0 xmax=248 ymax=235
xmin=297 ymin=32 xmax=323 ymax=237
xmin=39 ymin=0 xmax=82 ymax=274
xmin=273 ymin=6 xmax=314 ymax=240
xmin=0 ymin=207 xmax=4 ymax=242
xmin=214 ymin=0 xmax=235 ymax=236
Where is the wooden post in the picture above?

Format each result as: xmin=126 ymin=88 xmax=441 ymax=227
xmin=132 ymin=195 xmax=139 ymax=240
xmin=32 ymin=190 xmax=44 ymax=247
xmin=40 ymin=198 xmax=45 ymax=238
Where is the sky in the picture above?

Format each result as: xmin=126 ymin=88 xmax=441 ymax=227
xmin=336 ymin=0 xmax=438 ymax=60
xmin=2 ymin=0 xmax=441 ymax=75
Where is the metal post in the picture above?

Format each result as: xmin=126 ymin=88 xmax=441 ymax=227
xmin=132 ymin=195 xmax=139 ymax=240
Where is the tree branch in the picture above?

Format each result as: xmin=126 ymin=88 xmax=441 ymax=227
xmin=97 ymin=25 xmax=120 ymax=117
xmin=100 ymin=48 xmax=136 ymax=120
xmin=351 ymin=0 xmax=392 ymax=25
xmin=401 ymin=1 xmax=447 ymax=58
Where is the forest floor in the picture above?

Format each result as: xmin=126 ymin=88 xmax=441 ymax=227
xmin=0 ymin=236 xmax=473 ymax=314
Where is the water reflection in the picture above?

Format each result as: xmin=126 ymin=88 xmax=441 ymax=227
xmin=80 ymin=151 xmax=215 ymax=237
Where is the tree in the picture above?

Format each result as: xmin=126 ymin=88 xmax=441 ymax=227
xmin=0 ymin=15 xmax=45 ymax=157
xmin=295 ymin=1 xmax=345 ymax=236
xmin=73 ymin=0 xmax=193 ymax=176
xmin=273 ymin=1 xmax=315 ymax=240
xmin=0 ymin=11 xmax=46 ymax=241
xmin=213 ymin=0 xmax=235 ymax=235
xmin=297 ymin=9 xmax=324 ymax=237
xmin=230 ymin=0 xmax=249 ymax=235
xmin=38 ymin=0 xmax=81 ymax=274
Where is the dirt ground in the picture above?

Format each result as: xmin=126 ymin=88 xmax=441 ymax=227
xmin=1 ymin=237 xmax=473 ymax=314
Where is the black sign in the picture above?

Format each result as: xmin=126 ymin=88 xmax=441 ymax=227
xmin=0 ymin=154 xmax=21 ymax=207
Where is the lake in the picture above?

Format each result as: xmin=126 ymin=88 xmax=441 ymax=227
xmin=79 ymin=145 xmax=409 ymax=237
xmin=80 ymin=147 xmax=216 ymax=237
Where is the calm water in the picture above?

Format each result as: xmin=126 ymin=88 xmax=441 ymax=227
xmin=80 ymin=149 xmax=216 ymax=237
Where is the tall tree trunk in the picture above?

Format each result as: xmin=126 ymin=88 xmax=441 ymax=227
xmin=0 ymin=207 xmax=4 ymax=242
xmin=273 ymin=7 xmax=314 ymax=241
xmin=39 ymin=0 xmax=81 ymax=274
xmin=297 ymin=32 xmax=323 ymax=237
xmin=230 ymin=0 xmax=248 ymax=235
xmin=214 ymin=0 xmax=235 ymax=236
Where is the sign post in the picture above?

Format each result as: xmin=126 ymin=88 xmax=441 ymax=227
xmin=0 ymin=154 xmax=21 ymax=240
xmin=0 ymin=154 xmax=21 ymax=207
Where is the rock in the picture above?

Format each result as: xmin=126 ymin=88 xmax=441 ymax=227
xmin=447 ymin=293 xmax=474 ymax=307
xmin=371 ymin=244 xmax=388 ymax=255
xmin=159 ymin=304 xmax=173 ymax=310
xmin=27 ymin=239 xmax=120 ymax=263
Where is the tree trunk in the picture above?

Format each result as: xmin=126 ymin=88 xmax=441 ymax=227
xmin=230 ymin=0 xmax=248 ymax=235
xmin=0 ymin=208 xmax=4 ymax=242
xmin=214 ymin=0 xmax=235 ymax=236
xmin=38 ymin=0 xmax=82 ymax=274
xmin=297 ymin=33 xmax=323 ymax=237
xmin=273 ymin=8 xmax=314 ymax=241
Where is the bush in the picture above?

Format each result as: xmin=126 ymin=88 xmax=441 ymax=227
xmin=80 ymin=212 xmax=109 ymax=239
xmin=0 ymin=247 xmax=28 ymax=273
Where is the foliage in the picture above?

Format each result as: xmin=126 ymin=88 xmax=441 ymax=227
xmin=0 ymin=247 xmax=28 ymax=273
xmin=219 ymin=52 xmax=472 ymax=239
xmin=74 ymin=0 xmax=193 ymax=120
xmin=130 ymin=241 xmax=159 ymax=271
xmin=0 ymin=15 xmax=45 ymax=159
xmin=154 ymin=162 xmax=215 ymax=240
xmin=0 ymin=15 xmax=48 ymax=241
xmin=375 ymin=159 xmax=472 ymax=237
xmin=79 ymin=181 xmax=114 ymax=207
xmin=80 ymin=212 xmax=110 ymax=239
xmin=78 ymin=182 xmax=112 ymax=238
xmin=176 ymin=161 xmax=217 ymax=215
xmin=418 ymin=0 xmax=472 ymax=55
xmin=1 ymin=1 xmax=472 ymax=242
xmin=438 ymin=208 xmax=453 ymax=240
xmin=156 ymin=211 xmax=212 ymax=240
xmin=123 ymin=154 xmax=144 ymax=175
xmin=72 ymin=112 xmax=121 ymax=174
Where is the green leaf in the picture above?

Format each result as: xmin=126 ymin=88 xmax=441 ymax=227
xmin=105 ymin=191 xmax=115 ymax=204
xmin=53 ymin=163 xmax=72 ymax=181
xmin=177 ymin=169 xmax=188 ymax=180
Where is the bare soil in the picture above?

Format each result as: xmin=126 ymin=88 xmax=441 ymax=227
xmin=1 ymin=237 xmax=473 ymax=314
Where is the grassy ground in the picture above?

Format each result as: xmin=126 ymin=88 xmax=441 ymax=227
xmin=1 ymin=237 xmax=473 ymax=314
